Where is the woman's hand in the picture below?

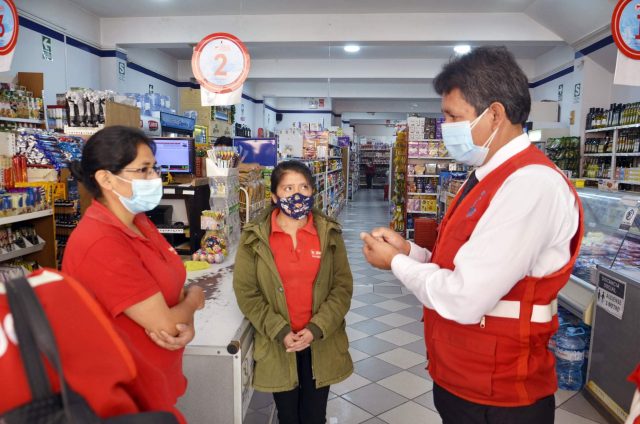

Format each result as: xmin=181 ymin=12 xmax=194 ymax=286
xmin=186 ymin=286 xmax=205 ymax=310
xmin=146 ymin=323 xmax=195 ymax=351
xmin=283 ymin=329 xmax=313 ymax=353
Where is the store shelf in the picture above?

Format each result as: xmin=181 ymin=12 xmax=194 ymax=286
xmin=360 ymin=149 xmax=391 ymax=152
xmin=408 ymin=156 xmax=453 ymax=160
xmin=619 ymin=180 xmax=640 ymax=186
xmin=581 ymin=178 xmax=640 ymax=186
xmin=446 ymin=192 xmax=456 ymax=198
xmin=584 ymin=153 xmax=613 ymax=157
xmin=0 ymin=238 xmax=46 ymax=263
xmin=409 ymin=174 xmax=439 ymax=178
xmin=0 ymin=117 xmax=45 ymax=125
xmin=615 ymin=153 xmax=640 ymax=157
xmin=329 ymin=156 xmax=343 ymax=159
xmin=585 ymin=123 xmax=640 ymax=133
xmin=328 ymin=168 xmax=343 ymax=174
xmin=0 ymin=209 xmax=53 ymax=226
xmin=408 ymin=192 xmax=438 ymax=196
xmin=407 ymin=210 xmax=437 ymax=215
xmin=64 ymin=125 xmax=104 ymax=136
xmin=411 ymin=139 xmax=443 ymax=142
xmin=329 ymin=143 xmax=340 ymax=148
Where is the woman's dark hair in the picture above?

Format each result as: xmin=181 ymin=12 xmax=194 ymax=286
xmin=433 ymin=46 xmax=531 ymax=126
xmin=214 ymin=136 xmax=233 ymax=147
xmin=270 ymin=160 xmax=314 ymax=194
xmin=69 ymin=126 xmax=156 ymax=198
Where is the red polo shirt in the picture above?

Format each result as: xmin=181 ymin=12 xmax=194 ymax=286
xmin=62 ymin=200 xmax=187 ymax=422
xmin=269 ymin=209 xmax=321 ymax=332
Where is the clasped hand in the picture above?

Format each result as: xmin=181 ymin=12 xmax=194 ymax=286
xmin=283 ymin=328 xmax=314 ymax=353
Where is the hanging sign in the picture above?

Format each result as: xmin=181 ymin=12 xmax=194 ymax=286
xmin=611 ymin=0 xmax=640 ymax=60
xmin=0 ymin=0 xmax=19 ymax=72
xmin=191 ymin=32 xmax=250 ymax=106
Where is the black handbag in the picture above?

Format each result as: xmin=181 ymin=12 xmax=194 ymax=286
xmin=1 ymin=276 xmax=179 ymax=424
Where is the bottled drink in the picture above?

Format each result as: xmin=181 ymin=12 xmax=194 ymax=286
xmin=555 ymin=326 xmax=587 ymax=391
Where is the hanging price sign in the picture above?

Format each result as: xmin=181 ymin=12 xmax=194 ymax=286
xmin=191 ymin=33 xmax=250 ymax=94
xmin=0 ymin=0 xmax=18 ymax=56
xmin=611 ymin=0 xmax=640 ymax=60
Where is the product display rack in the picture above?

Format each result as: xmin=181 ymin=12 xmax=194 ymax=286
xmin=348 ymin=141 xmax=360 ymax=199
xmin=390 ymin=131 xmax=408 ymax=235
xmin=0 ymin=209 xmax=56 ymax=269
xmin=359 ymin=144 xmax=390 ymax=189
xmin=582 ymin=122 xmax=640 ymax=190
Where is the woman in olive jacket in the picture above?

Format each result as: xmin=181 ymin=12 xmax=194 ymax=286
xmin=233 ymin=160 xmax=353 ymax=424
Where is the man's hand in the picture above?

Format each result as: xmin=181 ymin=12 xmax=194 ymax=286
xmin=361 ymin=232 xmax=402 ymax=270
xmin=147 ymin=323 xmax=195 ymax=351
xmin=370 ymin=227 xmax=411 ymax=255
xmin=284 ymin=331 xmax=309 ymax=353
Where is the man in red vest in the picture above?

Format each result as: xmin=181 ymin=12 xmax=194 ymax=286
xmin=361 ymin=46 xmax=584 ymax=424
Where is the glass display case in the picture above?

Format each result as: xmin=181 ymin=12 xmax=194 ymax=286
xmin=572 ymin=188 xmax=640 ymax=284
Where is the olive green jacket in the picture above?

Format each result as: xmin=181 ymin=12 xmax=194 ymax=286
xmin=233 ymin=207 xmax=353 ymax=392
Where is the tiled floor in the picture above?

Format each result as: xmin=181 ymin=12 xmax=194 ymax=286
xmin=245 ymin=189 xmax=610 ymax=424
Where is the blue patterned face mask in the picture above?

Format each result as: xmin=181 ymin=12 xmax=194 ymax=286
xmin=277 ymin=193 xmax=314 ymax=220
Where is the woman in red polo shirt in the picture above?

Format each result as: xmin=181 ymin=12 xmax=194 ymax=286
xmin=234 ymin=160 xmax=353 ymax=424
xmin=62 ymin=126 xmax=204 ymax=423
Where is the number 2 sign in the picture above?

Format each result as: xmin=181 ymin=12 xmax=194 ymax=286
xmin=611 ymin=0 xmax=640 ymax=60
xmin=192 ymin=33 xmax=251 ymax=94
xmin=0 ymin=0 xmax=19 ymax=56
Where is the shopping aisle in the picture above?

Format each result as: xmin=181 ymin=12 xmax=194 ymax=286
xmin=245 ymin=189 xmax=609 ymax=424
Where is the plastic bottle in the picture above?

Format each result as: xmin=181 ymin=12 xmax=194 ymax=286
xmin=555 ymin=326 xmax=586 ymax=391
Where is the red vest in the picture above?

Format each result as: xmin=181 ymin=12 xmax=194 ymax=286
xmin=424 ymin=145 xmax=584 ymax=407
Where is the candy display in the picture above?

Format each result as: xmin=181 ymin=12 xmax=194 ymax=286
xmin=208 ymin=147 xmax=240 ymax=169
xmin=0 ymin=187 xmax=48 ymax=216
xmin=15 ymin=128 xmax=83 ymax=170
xmin=0 ymin=223 xmax=42 ymax=253
xmin=0 ymin=83 xmax=43 ymax=121
xmin=239 ymin=163 xmax=266 ymax=225
xmin=192 ymin=232 xmax=228 ymax=264
xmin=65 ymin=88 xmax=115 ymax=127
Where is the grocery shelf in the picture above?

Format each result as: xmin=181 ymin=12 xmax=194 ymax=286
xmin=158 ymin=227 xmax=188 ymax=234
xmin=328 ymin=168 xmax=343 ymax=174
xmin=0 ymin=209 xmax=53 ymax=226
xmin=0 ymin=238 xmax=46 ymax=263
xmin=615 ymin=153 xmax=640 ymax=157
xmin=583 ymin=153 xmax=613 ymax=157
xmin=410 ymin=139 xmax=443 ymax=142
xmin=409 ymin=174 xmax=439 ymax=178
xmin=585 ymin=123 xmax=640 ymax=133
xmin=407 ymin=210 xmax=437 ymax=215
xmin=329 ymin=156 xmax=343 ymax=159
xmin=619 ymin=180 xmax=640 ymax=186
xmin=408 ymin=156 xmax=453 ymax=160
xmin=0 ymin=117 xmax=46 ymax=124
xmin=407 ymin=192 xmax=438 ymax=196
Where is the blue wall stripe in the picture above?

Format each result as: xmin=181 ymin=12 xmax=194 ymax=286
xmin=575 ymin=35 xmax=614 ymax=59
xmin=264 ymin=104 xmax=278 ymax=113
xmin=19 ymin=16 xmax=64 ymax=42
xmin=276 ymin=110 xmax=333 ymax=114
xmin=242 ymin=93 xmax=260 ymax=103
xmin=127 ymin=62 xmax=185 ymax=87
xmin=66 ymin=36 xmax=110 ymax=57
xmin=529 ymin=66 xmax=574 ymax=89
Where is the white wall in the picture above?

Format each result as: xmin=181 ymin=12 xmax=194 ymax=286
xmin=611 ymin=85 xmax=640 ymax=104
xmin=234 ymin=96 xmax=256 ymax=133
xmin=125 ymin=47 xmax=179 ymax=79
xmin=530 ymin=71 xmax=577 ymax=131
xmin=276 ymin=112 xmax=332 ymax=131
xmin=16 ymin=0 xmax=101 ymax=46
xmin=534 ymin=45 xmax=575 ymax=80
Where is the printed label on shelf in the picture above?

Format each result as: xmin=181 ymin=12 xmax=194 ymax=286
xmin=596 ymin=273 xmax=626 ymax=320
xmin=619 ymin=206 xmax=638 ymax=231
xmin=183 ymin=190 xmax=195 ymax=195
xmin=164 ymin=188 xmax=176 ymax=194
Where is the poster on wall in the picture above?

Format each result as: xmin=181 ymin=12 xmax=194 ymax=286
xmin=0 ymin=0 xmax=19 ymax=72
xmin=42 ymin=36 xmax=52 ymax=61
xmin=192 ymin=32 xmax=251 ymax=106
xmin=573 ymin=83 xmax=581 ymax=104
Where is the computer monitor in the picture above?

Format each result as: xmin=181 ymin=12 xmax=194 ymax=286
xmin=153 ymin=137 xmax=195 ymax=174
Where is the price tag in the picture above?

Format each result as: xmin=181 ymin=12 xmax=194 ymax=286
xmin=0 ymin=0 xmax=19 ymax=56
xmin=191 ymin=33 xmax=250 ymax=94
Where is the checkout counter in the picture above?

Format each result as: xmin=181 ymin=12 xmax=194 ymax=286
xmin=558 ymin=188 xmax=640 ymax=422
xmin=176 ymin=251 xmax=263 ymax=424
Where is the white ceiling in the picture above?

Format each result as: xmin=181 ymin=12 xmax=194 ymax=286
xmin=71 ymin=0 xmax=539 ymax=17
xmin=153 ymin=42 xmax=561 ymax=61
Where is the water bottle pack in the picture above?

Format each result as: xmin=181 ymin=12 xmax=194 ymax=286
xmin=555 ymin=326 xmax=587 ymax=391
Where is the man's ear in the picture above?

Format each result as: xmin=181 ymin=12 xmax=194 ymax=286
xmin=489 ymin=102 xmax=508 ymax=128
xmin=94 ymin=170 xmax=113 ymax=192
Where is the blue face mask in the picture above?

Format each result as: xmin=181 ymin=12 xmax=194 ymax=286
xmin=112 ymin=174 xmax=163 ymax=214
xmin=441 ymin=108 xmax=499 ymax=166
xmin=277 ymin=193 xmax=314 ymax=220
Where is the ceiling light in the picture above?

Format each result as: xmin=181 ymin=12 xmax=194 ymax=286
xmin=454 ymin=44 xmax=471 ymax=55
xmin=344 ymin=45 xmax=360 ymax=53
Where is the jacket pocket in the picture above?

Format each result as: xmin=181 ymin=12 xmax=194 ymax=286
xmin=432 ymin=321 xmax=497 ymax=398
xmin=253 ymin=333 xmax=271 ymax=362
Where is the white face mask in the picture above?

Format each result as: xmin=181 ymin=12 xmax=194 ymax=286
xmin=441 ymin=108 xmax=499 ymax=166
xmin=112 ymin=174 xmax=163 ymax=214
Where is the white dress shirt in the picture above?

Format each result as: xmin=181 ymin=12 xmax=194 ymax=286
xmin=391 ymin=133 xmax=580 ymax=325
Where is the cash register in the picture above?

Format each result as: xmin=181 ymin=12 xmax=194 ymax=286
xmin=145 ymin=137 xmax=209 ymax=255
